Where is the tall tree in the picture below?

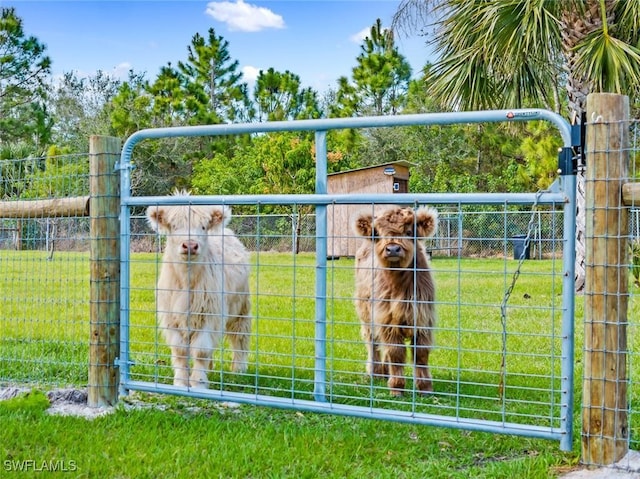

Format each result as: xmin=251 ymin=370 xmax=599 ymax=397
xmin=109 ymin=71 xmax=151 ymax=136
xmin=254 ymin=68 xmax=321 ymax=121
xmin=0 ymin=7 xmax=52 ymax=149
xmin=177 ymin=28 xmax=251 ymax=124
xmin=147 ymin=64 xmax=188 ymax=126
xmin=111 ymin=70 xmax=191 ymax=196
xmin=392 ymin=0 xmax=640 ymax=291
xmin=332 ymin=18 xmax=412 ymax=117
xmin=110 ymin=28 xmax=255 ymax=196
xmin=48 ymin=70 xmax=122 ymax=152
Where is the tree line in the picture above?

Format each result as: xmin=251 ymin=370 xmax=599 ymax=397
xmin=1 ymin=6 xmax=583 ymax=201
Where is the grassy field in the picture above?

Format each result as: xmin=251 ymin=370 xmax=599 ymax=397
xmin=1 ymin=249 xmax=637 ymax=477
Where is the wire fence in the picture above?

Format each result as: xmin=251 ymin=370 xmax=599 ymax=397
xmin=0 ymin=155 xmax=91 ymax=387
xmin=0 ymin=153 xmax=571 ymax=433
xmin=3 ymin=209 xmax=565 ymax=258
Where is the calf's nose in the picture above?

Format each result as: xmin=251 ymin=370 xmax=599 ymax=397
xmin=385 ymin=244 xmax=402 ymax=257
xmin=181 ymin=240 xmax=199 ymax=255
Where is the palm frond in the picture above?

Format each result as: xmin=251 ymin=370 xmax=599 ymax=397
xmin=613 ymin=0 xmax=640 ymax=46
xmin=425 ymin=0 xmax=563 ymax=110
xmin=574 ymin=30 xmax=640 ymax=93
xmin=427 ymin=47 xmax=501 ymax=110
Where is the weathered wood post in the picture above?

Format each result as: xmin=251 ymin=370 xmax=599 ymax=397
xmin=582 ymin=93 xmax=630 ymax=465
xmin=88 ymin=135 xmax=121 ymax=407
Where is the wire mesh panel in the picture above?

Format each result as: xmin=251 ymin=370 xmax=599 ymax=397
xmin=123 ymin=200 xmax=568 ymax=427
xmin=0 ymin=154 xmax=90 ymax=387
xmin=125 ymin=203 xmax=332 ymax=399
xmin=588 ymin=117 xmax=640 ymax=471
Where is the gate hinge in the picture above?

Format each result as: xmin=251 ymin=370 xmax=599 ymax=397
xmin=114 ymin=162 xmax=136 ymax=172
xmin=558 ymin=120 xmax=584 ymax=176
xmin=558 ymin=147 xmax=577 ymax=176
xmin=115 ymin=357 xmax=135 ymax=368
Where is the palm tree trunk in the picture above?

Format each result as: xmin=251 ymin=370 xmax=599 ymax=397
xmin=560 ymin=0 xmax=615 ymax=292
xmin=575 ymin=169 xmax=586 ymax=292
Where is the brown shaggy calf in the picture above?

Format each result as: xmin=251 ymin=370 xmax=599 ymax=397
xmin=146 ymin=193 xmax=251 ymax=388
xmin=353 ymin=205 xmax=437 ymax=396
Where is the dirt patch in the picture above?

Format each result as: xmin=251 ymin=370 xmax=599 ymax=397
xmin=0 ymin=386 xmax=242 ymax=419
xmin=0 ymin=387 xmax=114 ymax=419
xmin=45 ymin=389 xmax=114 ymax=419
xmin=0 ymin=387 xmax=30 ymax=400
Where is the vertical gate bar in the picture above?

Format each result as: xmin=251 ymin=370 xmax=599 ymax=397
xmin=118 ymin=142 xmax=134 ymax=396
xmin=88 ymin=135 xmax=121 ymax=407
xmin=314 ymin=130 xmax=328 ymax=402
xmin=560 ymin=173 xmax=577 ymax=452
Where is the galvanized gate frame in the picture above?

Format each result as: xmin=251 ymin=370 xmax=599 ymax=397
xmin=117 ymin=110 xmax=577 ymax=451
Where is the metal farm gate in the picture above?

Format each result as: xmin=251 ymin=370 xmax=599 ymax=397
xmin=117 ymin=110 xmax=577 ymax=451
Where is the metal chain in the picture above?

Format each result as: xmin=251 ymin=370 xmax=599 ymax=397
xmin=498 ymin=188 xmax=547 ymax=399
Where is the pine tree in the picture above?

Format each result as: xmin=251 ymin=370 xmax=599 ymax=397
xmin=333 ymin=19 xmax=412 ymax=117
xmin=0 ymin=7 xmax=52 ymax=149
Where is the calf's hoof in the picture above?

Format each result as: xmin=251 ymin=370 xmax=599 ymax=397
xmin=367 ymin=362 xmax=388 ymax=378
xmin=189 ymin=373 xmax=210 ymax=389
xmin=417 ymin=380 xmax=434 ymax=395
xmin=388 ymin=377 xmax=405 ymax=396
xmin=231 ymin=361 xmax=248 ymax=374
xmin=188 ymin=381 xmax=209 ymax=389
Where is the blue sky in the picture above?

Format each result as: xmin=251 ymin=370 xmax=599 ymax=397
xmin=9 ymin=0 xmax=434 ymax=94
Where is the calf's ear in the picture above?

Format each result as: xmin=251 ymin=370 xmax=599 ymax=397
xmin=207 ymin=205 xmax=231 ymax=230
xmin=415 ymin=207 xmax=438 ymax=238
xmin=146 ymin=206 xmax=168 ymax=233
xmin=353 ymin=212 xmax=374 ymax=237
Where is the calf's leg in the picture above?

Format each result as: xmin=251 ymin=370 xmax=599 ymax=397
xmin=380 ymin=327 xmax=407 ymax=396
xmin=360 ymin=321 xmax=386 ymax=378
xmin=413 ymin=329 xmax=433 ymax=394
xmin=189 ymin=329 xmax=214 ymax=388
xmin=164 ymin=327 xmax=189 ymax=387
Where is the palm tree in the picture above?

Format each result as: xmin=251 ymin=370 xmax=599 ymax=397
xmin=392 ymin=0 xmax=640 ymax=291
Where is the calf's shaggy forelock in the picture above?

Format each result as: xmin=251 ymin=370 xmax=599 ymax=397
xmin=147 ymin=192 xmax=251 ymax=388
xmin=353 ymin=205 xmax=437 ymax=396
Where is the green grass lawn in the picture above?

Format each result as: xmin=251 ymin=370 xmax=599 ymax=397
xmin=0 ymin=390 xmax=578 ymax=479
xmin=1 ymin=249 xmax=638 ymax=477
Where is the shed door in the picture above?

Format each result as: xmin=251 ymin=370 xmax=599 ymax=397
xmin=393 ymin=178 xmax=408 ymax=193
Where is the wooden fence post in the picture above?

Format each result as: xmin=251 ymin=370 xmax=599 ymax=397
xmin=582 ymin=93 xmax=630 ymax=465
xmin=88 ymin=135 xmax=121 ymax=407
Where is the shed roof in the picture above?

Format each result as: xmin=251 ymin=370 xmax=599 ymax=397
xmin=327 ymin=160 xmax=415 ymax=177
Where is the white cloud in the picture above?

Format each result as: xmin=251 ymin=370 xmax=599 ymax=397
xmin=350 ymin=27 xmax=371 ymax=44
xmin=112 ymin=62 xmax=132 ymax=79
xmin=205 ymin=0 xmax=285 ymax=32
xmin=350 ymin=25 xmax=391 ymax=44
xmin=242 ymin=65 xmax=261 ymax=83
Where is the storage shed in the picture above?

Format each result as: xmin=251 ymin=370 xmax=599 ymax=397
xmin=327 ymin=160 xmax=412 ymax=258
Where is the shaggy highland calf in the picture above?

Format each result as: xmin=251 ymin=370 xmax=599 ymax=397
xmin=353 ymin=205 xmax=437 ymax=396
xmin=146 ymin=193 xmax=251 ymax=388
